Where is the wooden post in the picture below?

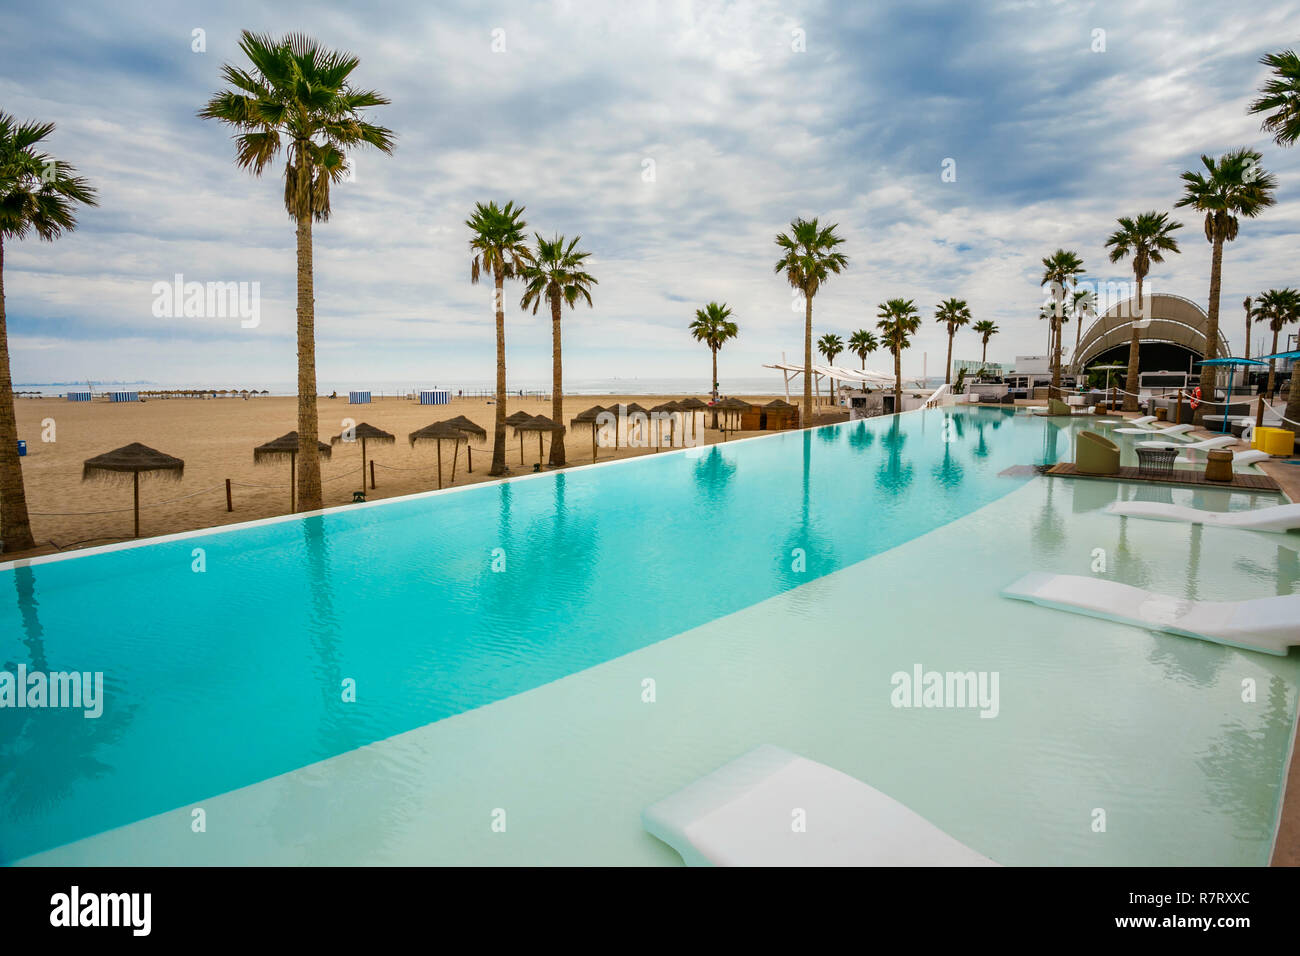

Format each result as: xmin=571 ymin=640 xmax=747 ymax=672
xmin=1175 ymin=389 xmax=1182 ymax=425
xmin=451 ymin=442 xmax=459 ymax=483
xmin=467 ymin=446 xmax=473 ymax=473
xmin=369 ymin=459 xmax=376 ymax=490
xmin=591 ymin=424 xmax=597 ymax=462
xmin=225 ymin=477 xmax=233 ymax=512
xmin=361 ymin=437 xmax=368 ymax=489
xmin=436 ymin=441 xmax=443 ymax=490
xmin=133 ymin=472 xmax=140 ymax=538
xmin=538 ymin=433 xmax=544 ymax=466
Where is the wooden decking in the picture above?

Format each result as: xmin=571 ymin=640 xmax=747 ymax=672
xmin=1046 ymin=462 xmax=1280 ymax=492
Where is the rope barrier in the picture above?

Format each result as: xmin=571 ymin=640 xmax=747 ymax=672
xmin=29 ymin=483 xmax=227 ymax=516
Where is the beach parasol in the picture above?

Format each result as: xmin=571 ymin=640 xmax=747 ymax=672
xmin=441 ymin=415 xmax=488 ymax=472
xmin=676 ymin=396 xmax=709 ymax=437
xmin=253 ymin=432 xmax=332 ymax=511
xmin=570 ymin=405 xmax=608 ymax=462
xmin=715 ymin=397 xmax=752 ymax=438
xmin=330 ymin=422 xmax=395 ymax=490
xmin=504 ymin=411 xmax=535 ymax=462
xmin=621 ymin=403 xmax=651 ymax=446
xmin=647 ymin=402 xmax=679 ymax=450
xmin=1195 ymin=357 xmax=1267 ymax=431
xmin=515 ymin=415 xmax=565 ymax=467
xmin=409 ymin=421 xmax=468 ymax=489
xmin=82 ymin=442 xmax=184 ymax=538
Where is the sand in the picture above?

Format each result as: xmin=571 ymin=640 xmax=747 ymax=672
xmin=5 ymin=393 xmax=793 ymax=559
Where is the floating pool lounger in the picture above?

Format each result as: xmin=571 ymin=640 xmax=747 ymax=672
xmin=1103 ymin=500 xmax=1300 ymax=533
xmin=1002 ymin=572 xmax=1300 ymax=656
xmin=642 ymin=744 xmax=999 ymax=866
xmin=1137 ymin=435 xmax=1236 ymax=451
xmin=1114 ymin=423 xmax=1195 ymax=439
xmin=1174 ymin=449 xmax=1271 ymax=467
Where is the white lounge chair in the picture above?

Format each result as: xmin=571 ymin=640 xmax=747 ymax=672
xmin=1003 ymin=572 xmax=1300 ymax=656
xmin=1104 ymin=500 xmax=1300 ymax=533
xmin=1127 ymin=415 xmax=1159 ymax=427
xmin=1138 ymin=435 xmax=1236 ymax=451
xmin=1114 ymin=423 xmax=1195 ymax=439
xmin=642 ymin=744 xmax=999 ymax=866
xmin=1174 ymin=449 xmax=1271 ymax=467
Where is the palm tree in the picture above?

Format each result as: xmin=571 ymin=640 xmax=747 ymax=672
xmin=848 ymin=328 xmax=878 ymax=369
xmin=934 ymin=297 xmax=971 ymax=384
xmin=1175 ymin=149 xmax=1277 ymax=420
xmin=1250 ymin=50 xmax=1300 ymax=147
xmin=1068 ymin=288 xmax=1096 ymax=370
xmin=818 ymin=332 xmax=844 ymax=405
xmin=1104 ymin=212 xmax=1183 ymax=411
xmin=200 ymin=31 xmax=394 ymax=511
xmin=467 ymin=200 xmax=532 ymax=475
xmin=876 ymin=298 xmax=921 ymax=411
xmin=0 ymin=114 xmax=97 ymax=552
xmin=520 ymin=233 xmax=596 ymax=467
xmin=688 ymin=302 xmax=738 ymax=404
xmin=1252 ymin=289 xmax=1300 ymax=398
xmin=1244 ymin=295 xmax=1253 ymax=359
xmin=1040 ymin=250 xmax=1085 ymax=399
xmin=972 ymin=319 xmax=999 ymax=364
xmin=774 ymin=218 xmax=849 ymax=426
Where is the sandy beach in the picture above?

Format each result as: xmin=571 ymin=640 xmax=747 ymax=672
xmin=6 ymin=393 xmax=791 ymax=558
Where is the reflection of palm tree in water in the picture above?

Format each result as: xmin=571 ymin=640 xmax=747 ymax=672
xmin=692 ymin=445 xmax=738 ymax=504
xmin=300 ymin=516 xmax=346 ymax=741
xmin=932 ymin=438 xmax=965 ymax=489
xmin=972 ymin=420 xmax=990 ymax=458
xmin=1040 ymin=421 xmax=1062 ymax=465
xmin=780 ymin=431 xmax=835 ymax=587
xmin=1199 ymin=673 xmax=1294 ymax=847
xmin=1 ymin=566 xmax=135 ymax=847
xmin=1030 ymin=477 xmax=1067 ymax=558
xmin=875 ymin=417 xmax=913 ymax=492
xmin=847 ymin=421 xmax=875 ymax=453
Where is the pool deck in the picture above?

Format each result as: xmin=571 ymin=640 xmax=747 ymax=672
xmin=1045 ymin=461 xmax=1280 ymax=491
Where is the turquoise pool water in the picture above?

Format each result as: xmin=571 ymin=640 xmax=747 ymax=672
xmin=2 ymin=407 xmax=1296 ymax=865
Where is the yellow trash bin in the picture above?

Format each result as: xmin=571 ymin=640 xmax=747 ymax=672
xmin=1252 ymin=426 xmax=1295 ymax=456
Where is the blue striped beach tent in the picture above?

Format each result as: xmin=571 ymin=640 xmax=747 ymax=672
xmin=67 ymin=388 xmax=92 ymax=401
xmin=419 ymin=389 xmax=449 ymax=405
xmin=348 ymin=390 xmax=372 ymax=404
xmin=110 ymin=391 xmax=139 ymax=403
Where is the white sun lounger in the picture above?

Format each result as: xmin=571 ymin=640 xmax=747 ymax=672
xmin=1128 ymin=415 xmax=1158 ymax=427
xmin=1114 ymin=423 xmax=1195 ymax=439
xmin=1174 ymin=449 xmax=1271 ymax=467
xmin=1138 ymin=435 xmax=1236 ymax=451
xmin=642 ymin=744 xmax=998 ymax=866
xmin=1003 ymin=572 xmax=1300 ymax=655
xmin=1104 ymin=500 xmax=1300 ymax=533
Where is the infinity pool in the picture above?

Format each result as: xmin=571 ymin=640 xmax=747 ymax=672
xmin=3 ymin=407 xmax=1297 ymax=865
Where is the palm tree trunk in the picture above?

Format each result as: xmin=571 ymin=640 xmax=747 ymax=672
xmin=548 ymin=292 xmax=565 ymax=467
xmin=1196 ymin=237 xmax=1224 ymax=424
xmin=711 ymin=346 xmax=719 ymax=403
xmin=802 ymin=292 xmax=813 ymax=426
xmin=944 ymin=328 xmax=953 ymax=384
xmin=1050 ymin=313 xmax=1062 ymax=400
xmin=1245 ymin=309 xmax=1251 ymax=360
xmin=294 ymin=158 xmax=322 ymax=512
xmin=1284 ymin=363 xmax=1300 ymax=428
xmin=1267 ymin=327 xmax=1279 ymax=395
xmin=893 ymin=347 xmax=902 ymax=412
xmin=490 ymin=271 xmax=508 ymax=475
xmin=1122 ymin=273 xmax=1143 ymax=412
xmin=0 ymin=236 xmax=36 ymax=552
xmin=981 ymin=339 xmax=988 ymax=364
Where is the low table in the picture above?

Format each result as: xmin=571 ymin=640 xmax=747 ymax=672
xmin=1135 ymin=447 xmax=1178 ymax=479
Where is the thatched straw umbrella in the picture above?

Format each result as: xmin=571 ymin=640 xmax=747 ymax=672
xmin=82 ymin=442 xmax=184 ymax=538
xmin=330 ymin=422 xmax=395 ymax=490
xmin=441 ymin=415 xmax=488 ymax=473
xmin=715 ymin=397 xmax=751 ymax=438
xmin=677 ymin=396 xmax=709 ymax=437
xmin=254 ymin=432 xmax=332 ymax=511
xmin=409 ymin=421 xmax=468 ymax=489
xmin=648 ymin=401 xmax=679 ymax=450
xmin=570 ymin=405 xmax=608 ymax=462
xmin=504 ymin=411 xmax=535 ymax=463
xmin=515 ymin=415 xmax=564 ymax=467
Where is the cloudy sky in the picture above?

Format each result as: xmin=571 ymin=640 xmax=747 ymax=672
xmin=2 ymin=0 xmax=1298 ymax=390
